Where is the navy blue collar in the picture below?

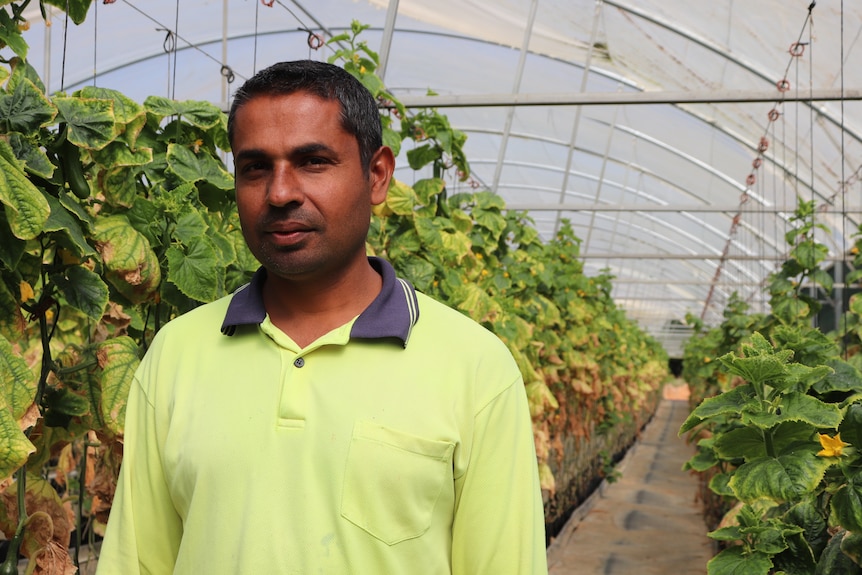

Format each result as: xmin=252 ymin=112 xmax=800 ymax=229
xmin=220 ymin=257 xmax=419 ymax=347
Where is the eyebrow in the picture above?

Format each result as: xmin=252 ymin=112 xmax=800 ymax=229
xmin=234 ymin=143 xmax=336 ymax=164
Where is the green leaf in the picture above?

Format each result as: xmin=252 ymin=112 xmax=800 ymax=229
xmin=393 ymin=256 xmax=436 ymax=292
xmin=382 ymin=126 xmax=401 ymax=157
xmin=0 ymin=333 xmax=37 ymax=420
xmin=406 ymin=143 xmax=440 ymax=170
xmin=718 ymin=349 xmax=792 ymax=387
xmin=53 ymin=96 xmax=117 ymax=150
xmin=91 ymin=215 xmax=161 ymax=304
xmin=0 ymin=279 xmax=25 ymax=343
xmin=0 ymin=138 xmax=51 ymax=239
xmin=99 ymin=166 xmax=140 ymax=208
xmin=0 ymin=9 xmax=28 ymax=59
xmin=144 ymin=97 xmax=224 ymax=130
xmin=7 ymin=132 xmax=55 ymax=179
xmin=0 ymin=78 xmax=56 ymax=135
xmin=816 ymin=530 xmax=862 ymax=575
xmin=174 ymin=208 xmax=208 ymax=245
xmin=52 ymin=265 xmax=109 ymax=321
xmin=42 ymin=193 xmax=96 ymax=257
xmin=709 ymin=472 xmax=735 ymax=497
xmin=772 ymin=297 xmax=810 ymax=323
xmin=784 ymin=363 xmax=834 ymax=394
xmin=832 ymin=478 xmax=862 ymax=533
xmin=456 ymin=283 xmax=502 ymax=323
xmin=729 ymin=452 xmax=831 ymax=503
xmin=166 ymin=143 xmax=233 ymax=190
xmin=841 ymin=531 xmax=862 ymax=568
xmin=772 ymin=531 xmax=817 ymax=575
xmin=742 ymin=393 xmax=842 ymax=430
xmin=707 ymin=546 xmax=772 ymax=575
xmin=680 ymin=386 xmax=759 ymax=433
xmin=0 ymin=391 xmax=35 ymax=480
xmin=440 ymin=229 xmax=472 ymax=263
xmin=43 ymin=386 xmax=90 ymax=418
xmin=413 ymin=178 xmax=445 ymax=205
xmin=714 ymin=426 xmax=767 ymax=461
xmin=683 ymin=448 xmax=719 ymax=472
xmin=95 ymin=336 xmax=141 ymax=436
xmin=709 ymin=526 xmax=744 ymax=541
xmin=813 ymin=359 xmax=862 ymax=395
xmin=91 ymin=140 xmax=153 ymax=168
xmin=810 ymin=268 xmax=834 ymax=293
xmin=384 ymin=179 xmax=416 ymax=216
xmin=166 ymin=236 xmax=220 ymax=302
xmin=75 ymin=86 xmax=144 ymax=126
xmin=791 ymin=241 xmax=828 ymax=269
xmin=474 ymin=191 xmax=506 ymax=211
xmin=784 ymin=498 xmax=828 ymax=559
xmin=474 ymin=208 xmax=507 ymax=241
xmin=0 ymin=208 xmax=26 ymax=270
xmin=839 ymin=404 xmax=862 ymax=449
xmin=43 ymin=0 xmax=94 ymax=25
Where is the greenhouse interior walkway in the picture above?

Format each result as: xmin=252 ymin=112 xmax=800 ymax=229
xmin=546 ymin=381 xmax=715 ymax=574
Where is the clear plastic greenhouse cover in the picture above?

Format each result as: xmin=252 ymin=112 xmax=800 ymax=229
xmin=16 ymin=0 xmax=862 ymax=356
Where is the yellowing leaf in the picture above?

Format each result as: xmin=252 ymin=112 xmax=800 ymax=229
xmin=817 ymin=433 xmax=850 ymax=457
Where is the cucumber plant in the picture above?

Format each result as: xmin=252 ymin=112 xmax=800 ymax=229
xmin=681 ymin=201 xmax=862 ymax=574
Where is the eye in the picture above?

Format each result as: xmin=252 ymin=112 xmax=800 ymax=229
xmin=239 ymin=160 xmax=268 ymax=175
xmin=304 ymin=156 xmax=330 ymax=167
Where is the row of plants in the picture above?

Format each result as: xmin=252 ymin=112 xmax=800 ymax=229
xmin=680 ymin=198 xmax=862 ymax=575
xmin=0 ymin=6 xmax=669 ymax=573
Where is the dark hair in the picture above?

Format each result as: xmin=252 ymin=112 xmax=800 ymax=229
xmin=228 ymin=60 xmax=383 ymax=173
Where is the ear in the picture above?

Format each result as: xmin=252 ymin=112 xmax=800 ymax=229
xmin=368 ymin=146 xmax=395 ymax=205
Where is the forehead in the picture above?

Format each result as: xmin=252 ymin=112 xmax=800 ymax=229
xmin=232 ymin=92 xmax=349 ymax=143
xmin=236 ymin=91 xmax=341 ymax=123
xmin=231 ymin=92 xmax=364 ymax=167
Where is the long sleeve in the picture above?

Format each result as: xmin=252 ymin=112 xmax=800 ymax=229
xmin=96 ymin=371 xmax=183 ymax=575
xmin=451 ymin=376 xmax=548 ymax=574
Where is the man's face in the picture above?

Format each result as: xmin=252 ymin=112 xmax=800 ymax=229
xmin=232 ymin=92 xmax=390 ymax=283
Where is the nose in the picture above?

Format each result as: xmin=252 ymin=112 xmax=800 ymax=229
xmin=266 ymin=164 xmax=304 ymax=207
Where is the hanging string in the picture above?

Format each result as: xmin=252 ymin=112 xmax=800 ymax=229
xmin=700 ymin=4 xmax=817 ymax=320
xmin=119 ymin=1 xmax=248 ymax=90
xmin=254 ymin=0 xmax=260 ymax=74
xmin=804 ymin=10 xmax=816 ymax=325
xmin=60 ymin=0 xmax=70 ymax=91
xmin=92 ymin=0 xmax=97 ymax=86
xmin=841 ymin=0 xmax=848 ymax=356
xmin=171 ymin=0 xmax=180 ymax=99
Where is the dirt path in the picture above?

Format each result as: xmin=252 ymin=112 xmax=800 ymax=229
xmin=546 ymin=383 xmax=714 ymax=574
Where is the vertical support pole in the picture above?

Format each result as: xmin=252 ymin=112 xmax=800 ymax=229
xmin=377 ymin=0 xmax=400 ymax=83
xmin=491 ymin=0 xmax=540 ymax=194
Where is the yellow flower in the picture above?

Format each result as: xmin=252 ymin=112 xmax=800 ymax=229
xmin=817 ymin=433 xmax=850 ymax=457
xmin=19 ymin=281 xmax=34 ymax=302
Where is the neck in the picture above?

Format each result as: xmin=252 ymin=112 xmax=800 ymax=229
xmin=261 ymin=258 xmax=382 ymax=348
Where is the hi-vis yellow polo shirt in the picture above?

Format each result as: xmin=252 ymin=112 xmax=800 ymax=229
xmin=97 ymin=257 xmax=547 ymax=575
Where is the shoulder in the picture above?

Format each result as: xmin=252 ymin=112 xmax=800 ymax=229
xmin=413 ymin=291 xmax=518 ymax=366
xmin=147 ymin=294 xmax=234 ymax=351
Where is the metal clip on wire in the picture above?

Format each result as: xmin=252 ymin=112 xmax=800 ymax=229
xmin=221 ymin=65 xmax=235 ymax=84
xmin=157 ymin=28 xmax=177 ymax=54
xmin=299 ymin=28 xmax=325 ymax=50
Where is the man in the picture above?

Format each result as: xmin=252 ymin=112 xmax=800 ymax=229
xmin=97 ymin=60 xmax=547 ymax=574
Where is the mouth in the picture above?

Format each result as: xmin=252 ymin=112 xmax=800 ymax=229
xmin=263 ymin=222 xmax=314 ymax=247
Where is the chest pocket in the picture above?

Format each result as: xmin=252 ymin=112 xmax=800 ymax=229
xmin=341 ymin=420 xmax=456 ymax=545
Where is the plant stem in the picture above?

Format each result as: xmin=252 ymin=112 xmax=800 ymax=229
xmin=763 ymin=428 xmax=776 ymax=459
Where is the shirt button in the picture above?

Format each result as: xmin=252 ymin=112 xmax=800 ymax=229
xmin=294 ymin=357 xmax=305 ymax=368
